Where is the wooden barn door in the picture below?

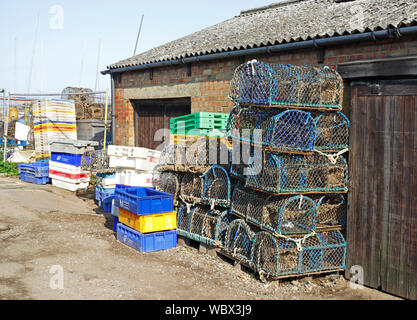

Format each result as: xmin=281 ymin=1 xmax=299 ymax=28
xmin=133 ymin=98 xmax=190 ymax=149
xmin=347 ymin=80 xmax=417 ymax=299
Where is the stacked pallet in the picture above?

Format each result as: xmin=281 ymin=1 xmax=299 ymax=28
xmin=18 ymin=162 xmax=50 ymax=185
xmin=113 ymin=186 xmax=177 ymax=253
xmin=95 ymin=145 xmax=161 ymax=213
xmin=49 ymin=140 xmax=97 ymax=191
xmin=32 ymin=99 xmax=77 ymax=160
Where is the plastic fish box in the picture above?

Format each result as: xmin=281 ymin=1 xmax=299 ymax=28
xmin=20 ymin=172 xmax=51 ymax=185
xmin=99 ymin=196 xmax=114 ymax=212
xmin=51 ymin=178 xmax=89 ymax=192
xmin=49 ymin=161 xmax=82 ymax=175
xmin=50 ymin=152 xmax=85 ymax=166
xmin=116 ymin=223 xmax=177 ymax=253
xmin=95 ymin=185 xmax=116 ymax=201
xmin=113 ymin=216 xmax=119 ymax=232
xmin=118 ymin=208 xmax=177 ymax=234
xmin=49 ymin=169 xmax=91 ymax=180
xmin=18 ymin=162 xmax=49 ymax=178
xmin=114 ymin=187 xmax=174 ymax=215
xmin=114 ymin=169 xmax=154 ymax=187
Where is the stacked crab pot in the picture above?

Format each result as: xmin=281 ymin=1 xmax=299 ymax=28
xmin=154 ymin=112 xmax=235 ymax=248
xmin=224 ymin=60 xmax=349 ymax=279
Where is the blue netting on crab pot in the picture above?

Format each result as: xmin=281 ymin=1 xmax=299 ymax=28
xmin=177 ymin=204 xmax=192 ymax=236
xmin=155 ymin=171 xmax=184 ymax=206
xmin=229 ymin=61 xmax=343 ymax=110
xmin=224 ymin=219 xmax=256 ymax=264
xmin=226 ymin=106 xmax=277 ymax=146
xmin=179 ymin=172 xmax=204 ymax=205
xmin=266 ymin=110 xmax=316 ymax=154
xmin=300 ymin=230 xmax=346 ymax=273
xmin=275 ymin=195 xmax=317 ymax=235
xmin=314 ymin=111 xmax=350 ymax=152
xmin=229 ymin=61 xmax=277 ymax=105
xmin=245 ymin=152 xmax=349 ymax=194
xmin=202 ymin=165 xmax=232 ymax=208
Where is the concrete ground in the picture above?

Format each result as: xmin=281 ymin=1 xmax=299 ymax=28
xmin=0 ymin=176 xmax=400 ymax=300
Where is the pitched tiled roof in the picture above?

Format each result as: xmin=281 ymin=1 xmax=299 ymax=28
xmin=108 ymin=0 xmax=417 ymax=70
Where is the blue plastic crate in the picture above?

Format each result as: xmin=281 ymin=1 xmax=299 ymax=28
xmin=113 ymin=216 xmax=119 ymax=232
xmin=99 ymin=196 xmax=114 ymax=212
xmin=116 ymin=223 xmax=177 ymax=253
xmin=18 ymin=162 xmax=49 ymax=178
xmin=20 ymin=173 xmax=51 ymax=185
xmin=96 ymin=186 xmax=116 ymax=201
xmin=50 ymin=152 xmax=91 ymax=166
xmin=114 ymin=187 xmax=173 ymax=216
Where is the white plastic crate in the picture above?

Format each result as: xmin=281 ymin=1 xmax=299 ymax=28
xmin=49 ymin=173 xmax=91 ymax=184
xmin=109 ymin=154 xmax=160 ymax=171
xmin=115 ymin=169 xmax=154 ymax=187
xmin=51 ymin=179 xmax=89 ymax=192
xmin=49 ymin=161 xmax=82 ymax=175
xmin=100 ymin=177 xmax=118 ymax=188
xmin=107 ymin=145 xmax=161 ymax=159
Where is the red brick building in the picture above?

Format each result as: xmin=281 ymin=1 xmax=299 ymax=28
xmin=103 ymin=0 xmax=417 ymax=299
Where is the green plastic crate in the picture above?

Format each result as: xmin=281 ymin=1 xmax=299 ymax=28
xmin=170 ymin=128 xmax=225 ymax=136
xmin=171 ymin=118 xmax=228 ymax=130
xmin=169 ymin=112 xmax=229 ymax=126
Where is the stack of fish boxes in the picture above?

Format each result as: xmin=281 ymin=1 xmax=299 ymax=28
xmin=101 ymin=145 xmax=161 ymax=214
xmin=18 ymin=162 xmax=50 ymax=185
xmin=32 ymin=99 xmax=77 ymax=160
xmin=114 ymin=187 xmax=177 ymax=253
xmin=49 ymin=140 xmax=98 ymax=191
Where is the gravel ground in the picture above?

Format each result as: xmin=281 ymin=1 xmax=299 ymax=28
xmin=0 ymin=176 xmax=400 ymax=300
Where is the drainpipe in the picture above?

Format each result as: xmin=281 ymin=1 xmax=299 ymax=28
xmin=111 ymin=75 xmax=116 ymax=145
xmin=101 ymin=26 xmax=417 ymax=75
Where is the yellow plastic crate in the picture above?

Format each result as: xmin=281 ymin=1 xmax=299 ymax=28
xmin=170 ymin=134 xmax=232 ymax=148
xmin=118 ymin=208 xmax=177 ymax=234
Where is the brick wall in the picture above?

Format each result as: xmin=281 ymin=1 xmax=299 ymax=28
xmin=113 ymin=38 xmax=417 ymax=146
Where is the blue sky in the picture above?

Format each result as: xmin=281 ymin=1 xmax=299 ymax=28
xmin=0 ymin=0 xmax=275 ymax=94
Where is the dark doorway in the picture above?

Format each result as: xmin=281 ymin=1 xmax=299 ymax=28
xmin=132 ymin=98 xmax=191 ymax=149
xmin=347 ymin=79 xmax=417 ymax=299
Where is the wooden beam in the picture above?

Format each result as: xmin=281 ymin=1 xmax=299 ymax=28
xmin=337 ymin=56 xmax=417 ymax=79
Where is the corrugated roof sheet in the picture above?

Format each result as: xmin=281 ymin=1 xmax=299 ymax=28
xmin=108 ymin=0 xmax=417 ymax=70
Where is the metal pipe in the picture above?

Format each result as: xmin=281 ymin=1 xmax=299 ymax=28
xmin=111 ymin=75 xmax=116 ymax=145
xmin=102 ymin=26 xmax=417 ymax=75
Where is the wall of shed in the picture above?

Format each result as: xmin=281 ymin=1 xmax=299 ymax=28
xmin=113 ymin=37 xmax=417 ymax=146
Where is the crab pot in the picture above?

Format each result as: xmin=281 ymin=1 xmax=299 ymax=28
xmin=226 ymin=106 xmax=279 ymax=146
xmin=177 ymin=204 xmax=192 ymax=233
xmin=229 ymin=61 xmax=276 ymax=105
xmin=314 ymin=111 xmax=350 ymax=152
xmin=229 ymin=141 xmax=253 ymax=181
xmin=229 ymin=61 xmax=343 ymax=110
xmin=186 ymin=206 xmax=237 ymax=246
xmin=246 ymin=152 xmax=348 ymax=194
xmin=273 ymin=195 xmax=318 ymax=235
xmin=156 ymin=144 xmax=182 ymax=172
xmin=300 ymin=231 xmax=346 ymax=273
xmin=267 ymin=110 xmax=316 ymax=154
xmin=224 ymin=219 xmax=256 ymax=264
xmin=251 ymin=232 xmax=299 ymax=277
xmin=231 ymin=186 xmax=275 ymax=228
xmin=202 ymin=165 xmax=232 ymax=208
xmin=155 ymin=171 xmax=184 ymax=206
xmin=312 ymin=194 xmax=347 ymax=226
xmin=179 ymin=172 xmax=204 ymax=204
